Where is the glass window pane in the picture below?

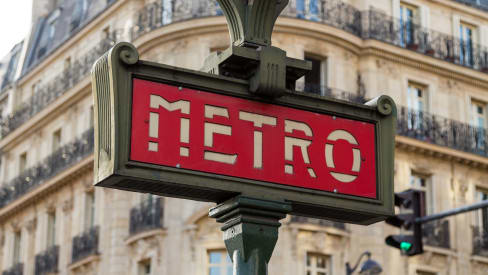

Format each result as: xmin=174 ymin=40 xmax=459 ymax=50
xmin=210 ymin=252 xmax=221 ymax=264
xmin=317 ymin=256 xmax=326 ymax=268
xmin=209 ymin=267 xmax=221 ymax=275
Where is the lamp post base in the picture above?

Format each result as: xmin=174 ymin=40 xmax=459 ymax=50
xmin=209 ymin=196 xmax=292 ymax=275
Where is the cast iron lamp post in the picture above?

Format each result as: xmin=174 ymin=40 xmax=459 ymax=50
xmin=346 ymin=251 xmax=383 ymax=275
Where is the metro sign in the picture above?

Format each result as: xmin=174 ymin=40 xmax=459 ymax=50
xmin=92 ymin=43 xmax=396 ymax=224
xmin=131 ymin=79 xmax=377 ymax=198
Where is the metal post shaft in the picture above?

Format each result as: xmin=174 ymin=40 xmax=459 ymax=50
xmin=209 ymin=196 xmax=292 ymax=275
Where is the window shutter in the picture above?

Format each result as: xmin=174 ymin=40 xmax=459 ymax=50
xmin=452 ymin=15 xmax=461 ymax=38
xmin=420 ymin=5 xmax=430 ymax=29
xmin=480 ymin=25 xmax=488 ymax=48
xmin=392 ymin=0 xmax=400 ymax=18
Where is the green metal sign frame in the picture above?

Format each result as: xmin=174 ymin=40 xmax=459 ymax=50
xmin=91 ymin=42 xmax=396 ymax=225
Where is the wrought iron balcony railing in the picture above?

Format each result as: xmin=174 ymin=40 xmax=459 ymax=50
xmin=296 ymin=83 xmax=366 ymax=104
xmin=3 ymin=0 xmax=487 ymax=141
xmin=72 ymin=226 xmax=99 ymax=263
xmin=2 ymin=263 xmax=23 ymax=275
xmin=453 ymin=0 xmax=488 ymax=12
xmin=363 ymin=9 xmax=488 ymax=72
xmin=131 ymin=0 xmax=222 ymax=41
xmin=397 ymin=106 xmax=488 ymax=157
xmin=473 ymin=225 xmax=488 ymax=257
xmin=0 ymin=128 xmax=94 ymax=209
xmin=131 ymin=0 xmax=488 ymax=75
xmin=283 ymin=0 xmax=363 ymax=36
xmin=0 ymin=33 xmax=119 ymax=138
xmin=34 ymin=246 xmax=59 ymax=275
xmin=129 ymin=197 xmax=164 ymax=236
xmin=422 ymin=219 xmax=451 ymax=249
xmin=290 ymin=215 xmax=346 ymax=231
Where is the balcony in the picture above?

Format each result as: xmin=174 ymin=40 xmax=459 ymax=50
xmin=131 ymin=0 xmax=222 ymax=41
xmin=364 ymin=9 xmax=488 ymax=72
xmin=397 ymin=106 xmax=488 ymax=158
xmin=1 ymin=0 xmax=486 ymax=141
xmin=2 ymin=263 xmax=23 ymax=275
xmin=35 ymin=246 xmax=59 ymax=275
xmin=422 ymin=220 xmax=451 ymax=249
xmin=473 ymin=226 xmax=488 ymax=257
xmin=0 ymin=128 xmax=94 ymax=209
xmin=453 ymin=0 xmax=488 ymax=12
xmin=296 ymin=83 xmax=366 ymax=104
xmin=290 ymin=215 xmax=346 ymax=231
xmin=72 ymin=226 xmax=99 ymax=263
xmin=129 ymin=197 xmax=164 ymax=236
xmin=0 ymin=32 xmax=118 ymax=138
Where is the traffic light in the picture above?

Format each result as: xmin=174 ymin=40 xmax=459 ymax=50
xmin=385 ymin=189 xmax=425 ymax=256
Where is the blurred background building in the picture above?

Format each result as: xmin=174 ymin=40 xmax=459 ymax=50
xmin=0 ymin=0 xmax=488 ymax=274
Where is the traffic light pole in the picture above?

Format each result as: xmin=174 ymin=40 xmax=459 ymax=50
xmin=415 ymin=199 xmax=488 ymax=224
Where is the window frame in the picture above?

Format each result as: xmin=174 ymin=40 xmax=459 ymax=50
xmin=207 ymin=249 xmax=233 ymax=275
xmin=305 ymin=252 xmax=332 ymax=275
xmin=410 ymin=171 xmax=434 ymax=215
xmin=459 ymin=21 xmax=477 ymax=67
xmin=303 ymin=54 xmax=328 ymax=96
xmin=138 ymin=259 xmax=152 ymax=275
xmin=47 ymin=211 xmax=56 ymax=248
xmin=84 ymin=191 xmax=95 ymax=231
xmin=52 ymin=128 xmax=62 ymax=152
xmin=18 ymin=152 xmax=27 ymax=174
xmin=399 ymin=2 xmax=419 ymax=47
xmin=13 ymin=230 xmax=22 ymax=265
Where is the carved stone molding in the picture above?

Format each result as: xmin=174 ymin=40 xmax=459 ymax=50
xmin=62 ymin=198 xmax=74 ymax=213
xmin=289 ymin=227 xmax=299 ymax=260
xmin=25 ymin=218 xmax=37 ymax=233
xmin=45 ymin=198 xmax=57 ymax=212
xmin=9 ymin=219 xmax=20 ymax=232
xmin=185 ymin=225 xmax=198 ymax=261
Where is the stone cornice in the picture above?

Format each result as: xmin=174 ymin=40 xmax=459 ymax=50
xmin=396 ymin=135 xmax=488 ymax=170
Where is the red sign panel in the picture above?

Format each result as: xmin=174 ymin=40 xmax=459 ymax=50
xmin=130 ymin=78 xmax=377 ymax=198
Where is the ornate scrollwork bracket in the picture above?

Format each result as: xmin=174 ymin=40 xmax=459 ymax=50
xmin=202 ymin=0 xmax=311 ymax=98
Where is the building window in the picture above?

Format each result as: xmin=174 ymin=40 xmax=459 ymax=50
xmin=19 ymin=152 xmax=27 ymax=174
xmin=138 ymin=259 xmax=151 ymax=275
xmin=407 ymin=82 xmax=428 ymax=130
xmin=471 ymin=100 xmax=487 ymax=150
xmin=64 ymin=57 xmax=71 ymax=70
xmin=296 ymin=0 xmax=320 ymax=21
xmin=417 ymin=271 xmax=437 ymax=275
xmin=460 ymin=22 xmax=475 ymax=67
xmin=304 ymin=55 xmax=327 ymax=95
xmin=52 ymin=129 xmax=62 ymax=152
xmin=208 ymin=250 xmax=232 ymax=275
xmin=399 ymin=2 xmax=418 ymax=47
xmin=84 ymin=192 xmax=95 ymax=230
xmin=13 ymin=231 xmax=21 ymax=265
xmin=30 ymin=80 xmax=42 ymax=100
xmin=410 ymin=172 xmax=433 ymax=215
xmin=47 ymin=212 xmax=56 ymax=248
xmin=475 ymin=189 xmax=488 ymax=233
xmin=306 ymin=253 xmax=331 ymax=275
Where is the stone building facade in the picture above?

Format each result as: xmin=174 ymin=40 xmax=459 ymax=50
xmin=0 ymin=0 xmax=488 ymax=274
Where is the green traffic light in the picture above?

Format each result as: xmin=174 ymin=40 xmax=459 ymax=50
xmin=400 ymin=242 xmax=412 ymax=251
